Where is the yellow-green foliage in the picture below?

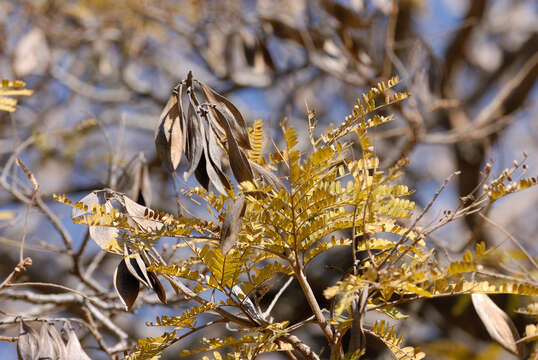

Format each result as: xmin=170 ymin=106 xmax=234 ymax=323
xmin=0 ymin=79 xmax=33 ymax=112
xmin=56 ymin=76 xmax=538 ymax=360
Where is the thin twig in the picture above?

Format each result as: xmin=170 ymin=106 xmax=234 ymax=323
xmin=263 ymin=276 xmax=294 ymax=318
xmin=378 ymin=171 xmax=460 ymax=268
xmin=478 ymin=213 xmax=538 ymax=272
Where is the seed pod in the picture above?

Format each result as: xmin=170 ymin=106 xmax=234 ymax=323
xmin=114 ymin=258 xmax=140 ymax=311
xmin=16 ymin=318 xmax=38 ymax=360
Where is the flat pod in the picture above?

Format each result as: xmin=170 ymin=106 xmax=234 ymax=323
xmin=47 ymin=323 xmax=67 ymax=360
xmin=114 ymin=258 xmax=140 ymax=311
xmin=249 ymin=160 xmax=285 ymax=190
xmin=472 ymin=293 xmax=523 ymax=357
xmin=220 ymin=196 xmax=246 ymax=254
xmin=36 ymin=322 xmax=66 ymax=359
xmin=154 ymin=91 xmax=183 ymax=171
xmin=64 ymin=324 xmax=91 ymax=360
xmin=199 ymin=81 xmax=252 ymax=150
xmin=184 ymin=97 xmax=204 ymax=181
xmin=17 ymin=318 xmax=38 ymax=360
xmin=200 ymin=120 xmax=231 ymax=194
xmin=148 ymin=271 xmax=167 ymax=305
xmin=211 ymin=107 xmax=253 ymax=184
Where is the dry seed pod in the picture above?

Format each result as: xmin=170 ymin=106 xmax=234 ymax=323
xmin=472 ymin=293 xmax=523 ymax=357
xmin=148 ymin=271 xmax=167 ymax=305
xmin=123 ymin=195 xmax=163 ymax=232
xmin=122 ymin=246 xmax=152 ymax=288
xmin=184 ymin=96 xmax=204 ymax=181
xmin=211 ymin=108 xmax=253 ymax=184
xmin=64 ymin=323 xmax=91 ymax=360
xmin=117 ymin=152 xmax=152 ymax=207
xmin=155 ymin=89 xmax=183 ymax=171
xmin=16 ymin=318 xmax=38 ymax=360
xmin=231 ymin=285 xmax=263 ymax=325
xmin=114 ymin=258 xmax=140 ymax=311
xmin=47 ymin=323 xmax=67 ymax=360
xmin=199 ymin=81 xmax=251 ymax=150
xmin=249 ymin=160 xmax=284 ymax=190
xmin=220 ymin=196 xmax=246 ymax=254
xmin=36 ymin=322 xmax=60 ymax=359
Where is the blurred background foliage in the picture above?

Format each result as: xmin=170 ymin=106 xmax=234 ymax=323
xmin=0 ymin=0 xmax=537 ymax=359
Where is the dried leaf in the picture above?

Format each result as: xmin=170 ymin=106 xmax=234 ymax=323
xmin=123 ymin=251 xmax=151 ymax=289
xmin=17 ymin=319 xmax=38 ymax=360
xmin=220 ymin=197 xmax=246 ymax=254
xmin=199 ymin=82 xmax=251 ymax=150
xmin=64 ymin=325 xmax=91 ymax=360
xmin=472 ymin=293 xmax=523 ymax=357
xmin=114 ymin=259 xmax=140 ymax=311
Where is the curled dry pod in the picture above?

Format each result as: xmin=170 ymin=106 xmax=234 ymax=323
xmin=17 ymin=318 xmax=38 ymax=360
xmin=64 ymin=323 xmax=91 ymax=360
xmin=148 ymin=271 xmax=167 ymax=305
xmin=123 ymin=195 xmax=163 ymax=232
xmin=123 ymin=246 xmax=151 ymax=288
xmin=114 ymin=258 xmax=140 ymax=311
